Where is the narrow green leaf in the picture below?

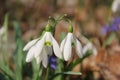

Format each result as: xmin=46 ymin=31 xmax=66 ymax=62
xmin=103 ymin=32 xmax=116 ymax=47
xmin=51 ymin=71 xmax=82 ymax=80
xmin=13 ymin=21 xmax=23 ymax=80
xmin=32 ymin=61 xmax=39 ymax=80
xmin=63 ymin=71 xmax=82 ymax=75
xmin=3 ymin=13 xmax=9 ymax=42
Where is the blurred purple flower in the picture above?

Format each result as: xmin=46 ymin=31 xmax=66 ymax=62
xmin=101 ymin=25 xmax=109 ymax=35
xmin=109 ymin=18 xmax=120 ymax=31
xmin=49 ymin=56 xmax=57 ymax=69
xmin=102 ymin=17 xmax=120 ymax=34
xmin=113 ymin=18 xmax=120 ymax=24
xmin=109 ymin=24 xmax=118 ymax=32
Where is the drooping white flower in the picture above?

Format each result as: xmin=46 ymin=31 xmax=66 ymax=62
xmin=23 ymin=32 xmax=62 ymax=68
xmin=112 ymin=0 xmax=120 ymax=12
xmin=60 ymin=33 xmax=82 ymax=61
xmin=83 ymin=42 xmax=97 ymax=56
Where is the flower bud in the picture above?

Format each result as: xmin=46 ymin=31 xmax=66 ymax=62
xmin=68 ymin=25 xmax=73 ymax=33
xmin=45 ymin=23 xmax=51 ymax=32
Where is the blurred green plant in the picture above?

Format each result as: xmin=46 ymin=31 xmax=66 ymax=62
xmin=0 ymin=16 xmax=43 ymax=80
xmin=0 ymin=13 xmax=14 ymax=80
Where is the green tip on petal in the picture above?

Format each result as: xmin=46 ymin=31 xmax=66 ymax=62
xmin=68 ymin=25 xmax=73 ymax=33
xmin=44 ymin=41 xmax=52 ymax=46
xmin=45 ymin=23 xmax=51 ymax=32
xmin=71 ymin=42 xmax=75 ymax=47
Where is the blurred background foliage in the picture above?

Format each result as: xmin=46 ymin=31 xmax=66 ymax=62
xmin=0 ymin=0 xmax=120 ymax=80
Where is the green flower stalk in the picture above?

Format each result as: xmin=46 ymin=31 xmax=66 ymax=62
xmin=45 ymin=22 xmax=51 ymax=32
xmin=68 ymin=25 xmax=73 ymax=33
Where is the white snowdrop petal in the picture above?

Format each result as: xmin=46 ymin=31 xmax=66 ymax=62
xmin=60 ymin=37 xmax=66 ymax=53
xmin=45 ymin=32 xmax=52 ymax=42
xmin=34 ymin=34 xmax=46 ymax=58
xmin=36 ymin=54 xmax=42 ymax=64
xmin=51 ymin=35 xmax=62 ymax=59
xmin=82 ymin=47 xmax=87 ymax=55
xmin=75 ymin=39 xmax=83 ymax=58
xmin=42 ymin=48 xmax=48 ymax=68
xmin=63 ymin=33 xmax=72 ymax=61
xmin=35 ymin=47 xmax=46 ymax=64
xmin=112 ymin=0 xmax=119 ymax=12
xmin=92 ymin=47 xmax=97 ymax=56
xmin=45 ymin=46 xmax=53 ymax=56
xmin=71 ymin=34 xmax=75 ymax=43
xmin=83 ymin=42 xmax=92 ymax=55
xmin=0 ymin=27 xmax=5 ymax=36
xmin=26 ymin=46 xmax=36 ymax=62
xmin=23 ymin=39 xmax=39 ymax=51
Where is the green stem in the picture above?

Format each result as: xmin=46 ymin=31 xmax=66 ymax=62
xmin=46 ymin=65 xmax=50 ymax=80
xmin=46 ymin=14 xmax=69 ymax=80
xmin=50 ymin=71 xmax=82 ymax=80
xmin=53 ymin=59 xmax=64 ymax=80
xmin=38 ymin=65 xmax=43 ymax=80
xmin=49 ymin=14 xmax=67 ymax=34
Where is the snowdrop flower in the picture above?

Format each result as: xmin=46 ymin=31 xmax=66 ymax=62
xmin=23 ymin=23 xmax=62 ymax=67
xmin=112 ymin=0 xmax=120 ymax=13
xmin=83 ymin=42 xmax=97 ymax=56
xmin=60 ymin=32 xmax=82 ymax=61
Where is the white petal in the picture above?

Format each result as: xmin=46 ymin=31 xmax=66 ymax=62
xmin=71 ymin=33 xmax=75 ymax=43
xmin=112 ymin=0 xmax=119 ymax=12
xmin=82 ymin=46 xmax=88 ymax=55
xmin=60 ymin=37 xmax=66 ymax=53
xmin=34 ymin=34 xmax=46 ymax=58
xmin=36 ymin=56 xmax=42 ymax=64
xmin=75 ymin=39 xmax=83 ymax=58
xmin=42 ymin=48 xmax=48 ymax=68
xmin=63 ymin=33 xmax=72 ymax=61
xmin=92 ymin=47 xmax=97 ymax=56
xmin=0 ymin=27 xmax=5 ymax=36
xmin=36 ymin=46 xmax=47 ymax=64
xmin=45 ymin=32 xmax=52 ymax=42
xmin=45 ymin=46 xmax=53 ymax=56
xmin=51 ymin=34 xmax=62 ymax=59
xmin=26 ymin=46 xmax=36 ymax=62
xmin=23 ymin=39 xmax=39 ymax=51
xmin=83 ymin=42 xmax=92 ymax=54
